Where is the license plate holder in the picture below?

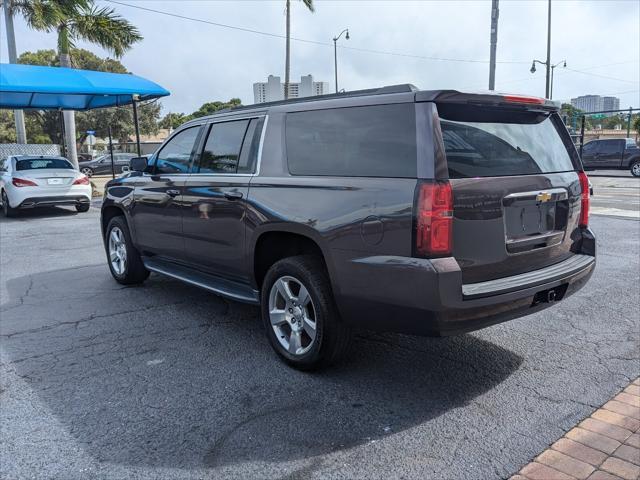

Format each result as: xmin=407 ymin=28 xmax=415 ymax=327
xmin=47 ymin=178 xmax=63 ymax=185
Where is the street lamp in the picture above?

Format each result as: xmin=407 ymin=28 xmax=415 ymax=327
xmin=333 ymin=28 xmax=349 ymax=94
xmin=549 ymin=60 xmax=566 ymax=100
xmin=530 ymin=59 xmax=566 ymax=100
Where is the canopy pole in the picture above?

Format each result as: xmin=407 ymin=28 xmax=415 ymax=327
xmin=108 ymin=126 xmax=115 ymax=180
xmin=132 ymin=97 xmax=141 ymax=156
xmin=58 ymin=110 xmax=67 ymax=158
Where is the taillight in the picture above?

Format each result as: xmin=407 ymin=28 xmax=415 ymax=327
xmin=503 ymin=95 xmax=546 ymax=105
xmin=73 ymin=175 xmax=90 ymax=185
xmin=578 ymin=171 xmax=590 ymax=227
xmin=414 ymin=181 xmax=453 ymax=257
xmin=12 ymin=177 xmax=37 ymax=187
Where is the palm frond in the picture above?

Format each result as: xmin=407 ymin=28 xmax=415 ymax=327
xmin=69 ymin=5 xmax=142 ymax=58
xmin=301 ymin=0 xmax=314 ymax=12
xmin=11 ymin=0 xmax=61 ymax=32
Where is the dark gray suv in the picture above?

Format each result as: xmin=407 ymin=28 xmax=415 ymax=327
xmin=101 ymin=85 xmax=596 ymax=369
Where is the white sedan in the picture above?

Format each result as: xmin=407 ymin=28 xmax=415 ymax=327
xmin=0 ymin=155 xmax=92 ymax=217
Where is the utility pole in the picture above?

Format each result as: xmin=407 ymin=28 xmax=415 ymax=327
xmin=627 ymin=107 xmax=633 ymax=139
xmin=2 ymin=0 xmax=27 ymax=144
xmin=488 ymin=0 xmax=499 ymax=91
xmin=545 ymin=0 xmax=552 ymax=98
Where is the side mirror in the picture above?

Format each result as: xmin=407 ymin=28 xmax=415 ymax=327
xmin=121 ymin=165 xmax=130 ymax=173
xmin=130 ymin=156 xmax=148 ymax=172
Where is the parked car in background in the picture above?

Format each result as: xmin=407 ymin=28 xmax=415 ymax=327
xmin=0 ymin=155 xmax=91 ymax=216
xmin=78 ymin=153 xmax=137 ymax=177
xmin=581 ymin=138 xmax=640 ymax=176
xmin=101 ymin=86 xmax=596 ymax=369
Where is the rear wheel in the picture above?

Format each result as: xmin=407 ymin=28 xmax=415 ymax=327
xmin=261 ymin=255 xmax=351 ymax=370
xmin=631 ymin=160 xmax=640 ymax=177
xmin=1 ymin=190 xmax=17 ymax=217
xmin=105 ymin=216 xmax=149 ymax=285
xmin=81 ymin=167 xmax=93 ymax=177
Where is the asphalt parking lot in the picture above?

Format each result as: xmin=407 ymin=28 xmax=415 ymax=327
xmin=1 ymin=189 xmax=639 ymax=479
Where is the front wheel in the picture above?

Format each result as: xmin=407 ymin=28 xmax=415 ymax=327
xmin=630 ymin=160 xmax=640 ymax=177
xmin=105 ymin=216 xmax=149 ymax=285
xmin=261 ymin=255 xmax=352 ymax=370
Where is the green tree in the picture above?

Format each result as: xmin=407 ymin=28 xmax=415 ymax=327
xmin=633 ymin=116 xmax=640 ymax=136
xmin=12 ymin=0 xmax=142 ymax=166
xmin=159 ymin=112 xmax=190 ymax=130
xmin=191 ymin=98 xmax=242 ymax=118
xmin=284 ymin=0 xmax=314 ymax=99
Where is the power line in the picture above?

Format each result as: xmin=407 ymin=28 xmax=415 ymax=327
xmin=564 ymin=67 xmax=639 ymax=84
xmin=105 ymin=0 xmax=530 ymax=65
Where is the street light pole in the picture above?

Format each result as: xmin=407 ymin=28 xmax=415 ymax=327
xmin=488 ymin=0 xmax=499 ymax=90
xmin=545 ymin=0 xmax=552 ymax=98
xmin=549 ymin=60 xmax=566 ymax=100
xmin=333 ymin=28 xmax=349 ymax=93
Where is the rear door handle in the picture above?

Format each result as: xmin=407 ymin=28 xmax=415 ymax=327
xmin=224 ymin=191 xmax=243 ymax=200
xmin=166 ymin=189 xmax=180 ymax=197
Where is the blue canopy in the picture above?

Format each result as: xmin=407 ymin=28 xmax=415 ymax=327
xmin=0 ymin=63 xmax=170 ymax=110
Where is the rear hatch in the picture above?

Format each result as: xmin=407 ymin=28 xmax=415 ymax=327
xmin=434 ymin=96 xmax=583 ymax=284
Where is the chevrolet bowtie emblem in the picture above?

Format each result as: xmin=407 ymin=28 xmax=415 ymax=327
xmin=536 ymin=192 xmax=552 ymax=203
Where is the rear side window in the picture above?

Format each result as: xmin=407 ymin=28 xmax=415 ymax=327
xmin=199 ymin=120 xmax=249 ymax=173
xmin=438 ymin=106 xmax=575 ymax=178
xmin=16 ymin=158 xmax=73 ymax=170
xmin=286 ymin=104 xmax=417 ymax=177
xmin=599 ymin=140 xmax=622 ymax=154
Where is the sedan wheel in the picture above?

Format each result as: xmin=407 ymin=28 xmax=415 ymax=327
xmin=81 ymin=167 xmax=93 ymax=177
xmin=269 ymin=275 xmax=318 ymax=356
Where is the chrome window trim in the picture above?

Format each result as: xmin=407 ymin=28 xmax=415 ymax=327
xmin=185 ymin=114 xmax=269 ymax=178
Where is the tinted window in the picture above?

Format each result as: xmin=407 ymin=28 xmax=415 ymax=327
xmin=238 ymin=118 xmax=263 ymax=173
xmin=16 ymin=158 xmax=74 ymax=170
xmin=439 ymin=108 xmax=575 ymax=178
xmin=199 ymin=120 xmax=249 ymax=173
xmin=582 ymin=142 xmax=597 ymax=153
xmin=286 ymin=104 xmax=417 ymax=177
xmin=599 ymin=140 xmax=622 ymax=155
xmin=155 ymin=127 xmax=200 ymax=174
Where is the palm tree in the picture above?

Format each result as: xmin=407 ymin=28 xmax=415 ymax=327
xmin=284 ymin=0 xmax=314 ymax=100
xmin=9 ymin=0 xmax=141 ymax=167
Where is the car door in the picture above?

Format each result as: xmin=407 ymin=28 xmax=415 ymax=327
xmin=115 ymin=154 xmax=132 ymax=173
xmin=130 ymin=124 xmax=203 ymax=261
xmin=580 ymin=141 xmax=598 ymax=168
xmin=181 ymin=116 xmax=264 ymax=282
xmin=597 ymin=139 xmax=625 ymax=168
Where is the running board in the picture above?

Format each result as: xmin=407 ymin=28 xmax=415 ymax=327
xmin=142 ymin=257 xmax=260 ymax=304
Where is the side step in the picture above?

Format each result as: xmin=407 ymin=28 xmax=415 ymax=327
xmin=142 ymin=257 xmax=260 ymax=305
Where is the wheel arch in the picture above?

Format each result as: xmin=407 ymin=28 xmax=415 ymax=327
xmin=251 ymin=225 xmax=336 ymax=292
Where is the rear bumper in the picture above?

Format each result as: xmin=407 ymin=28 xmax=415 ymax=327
xmin=17 ymin=195 xmax=91 ymax=209
xmin=334 ymin=229 xmax=596 ymax=336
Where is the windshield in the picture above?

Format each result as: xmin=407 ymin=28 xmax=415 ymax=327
xmin=15 ymin=158 xmax=74 ymax=171
xmin=438 ymin=106 xmax=575 ymax=178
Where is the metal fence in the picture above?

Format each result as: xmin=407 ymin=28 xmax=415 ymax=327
xmin=0 ymin=143 xmax=61 ymax=160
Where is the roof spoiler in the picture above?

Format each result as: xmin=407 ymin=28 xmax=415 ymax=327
xmin=416 ymin=90 xmax=561 ymax=111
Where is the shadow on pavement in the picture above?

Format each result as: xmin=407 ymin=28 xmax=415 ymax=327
xmin=0 ymin=205 xmax=82 ymax=221
xmin=1 ymin=265 xmax=523 ymax=469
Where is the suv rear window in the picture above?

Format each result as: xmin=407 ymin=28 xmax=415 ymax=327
xmin=286 ymin=104 xmax=417 ymax=177
xmin=438 ymin=106 xmax=575 ymax=178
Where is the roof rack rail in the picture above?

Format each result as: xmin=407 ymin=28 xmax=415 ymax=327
xmin=226 ymin=84 xmax=418 ymax=112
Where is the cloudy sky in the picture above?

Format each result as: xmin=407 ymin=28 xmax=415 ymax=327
xmin=3 ymin=0 xmax=639 ymax=114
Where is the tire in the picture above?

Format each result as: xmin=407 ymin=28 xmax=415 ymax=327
xmin=261 ymin=255 xmax=352 ymax=370
xmin=1 ymin=190 xmax=18 ymax=217
xmin=630 ymin=160 xmax=640 ymax=178
xmin=81 ymin=167 xmax=93 ymax=177
xmin=105 ymin=216 xmax=149 ymax=285
xmin=76 ymin=203 xmax=91 ymax=213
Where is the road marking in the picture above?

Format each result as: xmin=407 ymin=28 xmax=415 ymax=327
xmin=591 ymin=207 xmax=640 ymax=219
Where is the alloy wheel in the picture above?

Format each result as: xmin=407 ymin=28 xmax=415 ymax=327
xmin=108 ymin=226 xmax=127 ymax=276
xmin=268 ymin=275 xmax=317 ymax=356
xmin=632 ymin=163 xmax=640 ymax=177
